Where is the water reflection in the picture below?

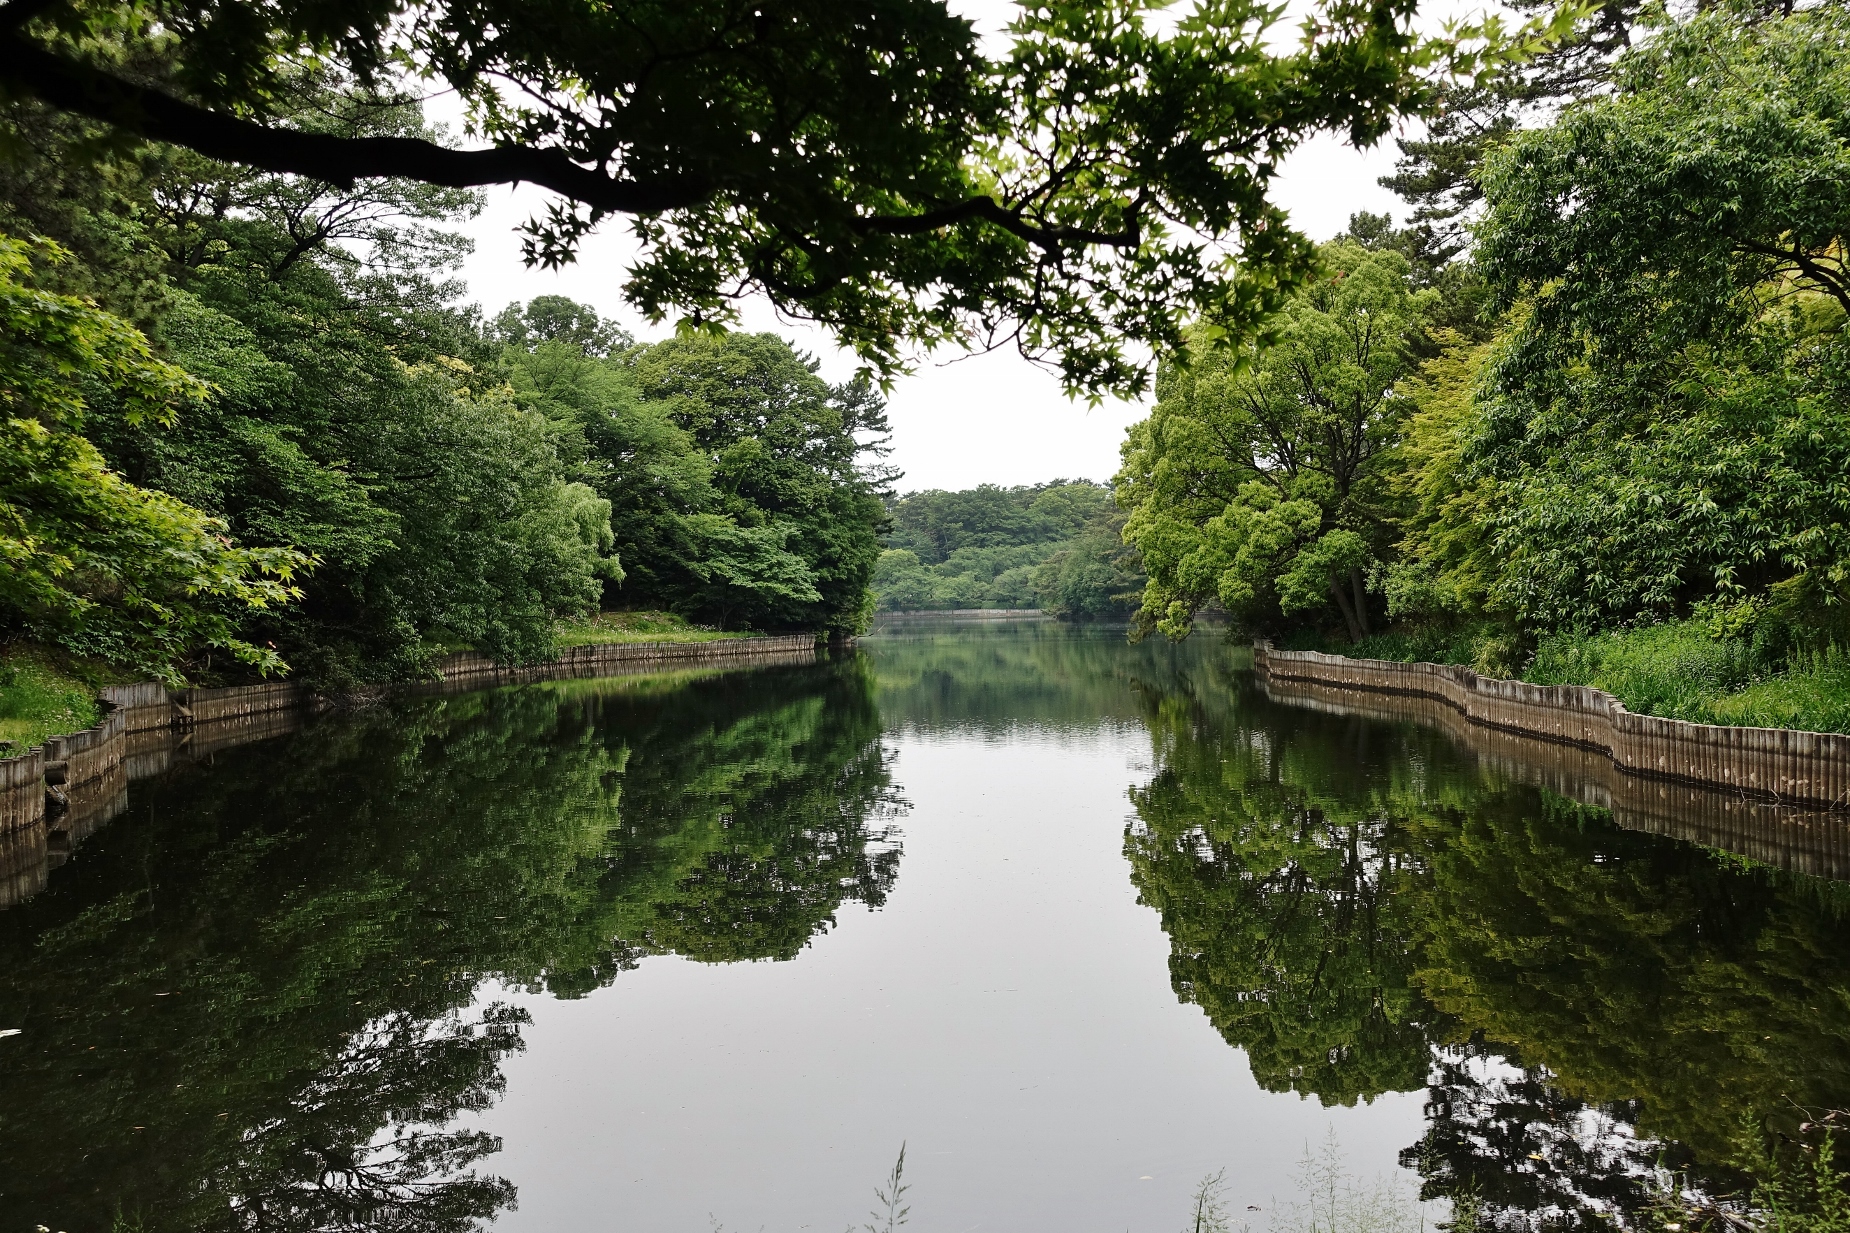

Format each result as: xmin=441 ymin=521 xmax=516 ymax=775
xmin=1 ymin=623 xmax=1846 ymax=1232
xmin=1125 ymin=664 xmax=1850 ymax=1228
xmin=0 ymin=656 xmax=899 ymax=1232
xmin=867 ymin=614 xmax=1232 ymax=735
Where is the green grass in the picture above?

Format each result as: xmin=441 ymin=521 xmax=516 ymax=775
xmin=553 ymin=610 xmax=751 ymax=648
xmin=0 ymin=644 xmax=116 ymax=755
xmin=1529 ymin=622 xmax=1850 ymax=733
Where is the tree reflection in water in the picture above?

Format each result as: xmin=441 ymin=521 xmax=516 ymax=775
xmin=0 ymin=655 xmax=900 ymax=1233
xmin=1124 ymin=666 xmax=1850 ymax=1232
xmin=8 ymin=624 xmax=1850 ymax=1233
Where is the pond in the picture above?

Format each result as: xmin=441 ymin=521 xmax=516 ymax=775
xmin=2 ymin=619 xmax=1847 ymax=1233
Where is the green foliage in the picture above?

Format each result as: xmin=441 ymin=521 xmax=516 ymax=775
xmin=1714 ymin=1122 xmax=1850 ymax=1233
xmin=504 ymin=324 xmax=888 ymax=636
xmin=1030 ymin=502 xmax=1147 ymax=619
xmin=678 ymin=512 xmax=821 ymax=628
xmin=0 ymin=235 xmax=307 ymax=682
xmin=886 ymin=481 xmax=1113 ymax=562
xmin=491 ymin=295 xmax=631 ymax=357
xmin=1471 ymin=2 xmax=1850 ymax=631
xmin=1119 ymin=241 xmax=1431 ymax=643
xmin=1380 ymin=0 xmax=1645 ymax=265
xmin=1379 ymin=335 xmax=1503 ymax=629
xmin=622 ymin=331 xmax=887 ymax=635
xmin=871 ymin=481 xmax=1142 ymax=617
xmin=2 ymin=83 xmax=887 ymax=682
xmin=0 ymin=643 xmax=105 ymax=752
xmin=1132 ymin=3 xmax=1850 ymax=692
xmin=552 ymin=610 xmax=741 ymax=647
xmin=1525 ymin=621 xmax=1850 ymax=734
xmin=0 ymin=0 xmax=1553 ymax=398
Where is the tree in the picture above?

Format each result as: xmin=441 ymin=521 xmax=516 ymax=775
xmin=1465 ymin=2 xmax=1850 ymax=635
xmin=1379 ymin=0 xmax=1646 ymax=265
xmin=492 ymin=295 xmax=631 ymax=358
xmin=0 ymin=233 xmax=307 ymax=680
xmin=870 ymin=480 xmax=1140 ymax=615
xmin=679 ymin=513 xmax=820 ymax=630
xmin=1029 ymin=501 xmax=1146 ymax=619
xmin=24 ymin=112 xmax=627 ymax=684
xmin=0 ymin=0 xmax=1555 ymax=395
xmin=1119 ymin=241 xmax=1430 ymax=642
xmin=625 ymin=330 xmax=888 ymax=635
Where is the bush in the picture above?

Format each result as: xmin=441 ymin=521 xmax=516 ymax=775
xmin=1527 ymin=620 xmax=1850 ymax=733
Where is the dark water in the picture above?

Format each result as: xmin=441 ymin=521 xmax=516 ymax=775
xmin=2 ymin=621 xmax=1847 ymax=1233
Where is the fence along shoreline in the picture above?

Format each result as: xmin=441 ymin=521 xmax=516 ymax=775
xmin=1254 ymin=642 xmax=1850 ymax=809
xmin=0 ymin=635 xmax=820 ymax=908
xmin=1254 ymin=642 xmax=1850 ymax=880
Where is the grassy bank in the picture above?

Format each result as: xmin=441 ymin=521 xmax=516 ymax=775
xmin=0 ymin=646 xmax=125 ymax=755
xmin=553 ymin=611 xmax=753 ymax=648
xmin=1283 ymin=620 xmax=1850 ymax=734
xmin=1526 ymin=623 xmax=1850 ymax=733
xmin=1 ymin=614 xmax=753 ymax=758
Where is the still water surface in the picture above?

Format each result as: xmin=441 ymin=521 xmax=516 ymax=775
xmin=2 ymin=620 xmax=1846 ymax=1232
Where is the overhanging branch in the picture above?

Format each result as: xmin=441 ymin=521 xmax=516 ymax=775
xmin=0 ymin=32 xmax=710 ymax=212
xmin=853 ymin=193 xmax=1142 ymax=250
xmin=1 ymin=27 xmax=1144 ymax=260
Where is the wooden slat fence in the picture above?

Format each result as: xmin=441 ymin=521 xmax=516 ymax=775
xmin=1255 ymin=643 xmax=1850 ymax=809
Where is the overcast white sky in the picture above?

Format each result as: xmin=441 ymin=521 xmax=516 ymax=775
xmin=450 ymin=2 xmax=1411 ymax=493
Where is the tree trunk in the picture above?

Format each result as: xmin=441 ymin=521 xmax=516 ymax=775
xmin=1350 ymin=568 xmax=1371 ymax=639
xmin=1328 ymin=581 xmax=1364 ymax=644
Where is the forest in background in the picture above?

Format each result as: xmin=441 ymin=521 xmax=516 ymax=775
xmin=872 ymin=481 xmax=1144 ymax=617
xmin=0 ymin=0 xmax=1569 ymax=707
xmin=3 ymin=0 xmax=1850 ymax=735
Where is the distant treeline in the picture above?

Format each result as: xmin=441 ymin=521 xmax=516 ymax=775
xmin=873 ymin=481 xmax=1144 ymax=617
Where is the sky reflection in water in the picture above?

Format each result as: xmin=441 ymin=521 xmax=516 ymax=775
xmin=1 ymin=620 xmax=1846 ymax=1233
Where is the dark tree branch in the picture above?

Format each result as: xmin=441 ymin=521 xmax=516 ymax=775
xmin=3 ymin=26 xmax=1147 ymax=265
xmin=1728 ymin=234 xmax=1850 ymax=315
xmin=850 ymin=191 xmax=1142 ymax=250
xmin=0 ymin=32 xmax=711 ymax=212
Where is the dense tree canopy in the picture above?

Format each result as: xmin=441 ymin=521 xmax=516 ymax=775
xmin=1380 ymin=0 xmax=1645 ymax=265
xmin=0 ymin=0 xmax=1554 ymax=395
xmin=872 ymin=480 xmax=1143 ymax=617
xmin=501 ymin=323 xmax=891 ymax=635
xmin=0 ymin=75 xmax=895 ymax=682
xmin=1119 ymin=240 xmax=1431 ymax=641
xmin=1466 ymin=1 xmax=1850 ymax=634
xmin=0 ymin=234 xmax=308 ymax=681
xmin=1119 ymin=1 xmax=1850 ymax=713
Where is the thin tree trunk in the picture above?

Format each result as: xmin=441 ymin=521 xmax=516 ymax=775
xmin=1328 ymin=581 xmax=1363 ymax=644
xmin=1350 ymin=568 xmax=1371 ymax=639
